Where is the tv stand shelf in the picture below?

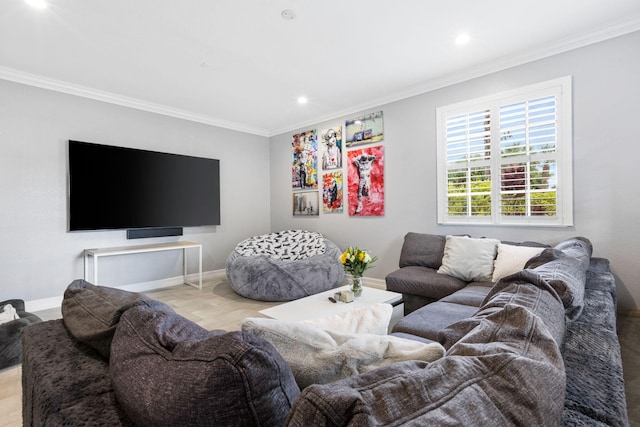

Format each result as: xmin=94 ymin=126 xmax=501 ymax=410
xmin=84 ymin=241 xmax=203 ymax=290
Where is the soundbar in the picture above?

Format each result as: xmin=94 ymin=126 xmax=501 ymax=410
xmin=127 ymin=227 xmax=183 ymax=239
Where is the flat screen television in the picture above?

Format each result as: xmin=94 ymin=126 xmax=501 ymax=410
xmin=68 ymin=140 xmax=220 ymax=235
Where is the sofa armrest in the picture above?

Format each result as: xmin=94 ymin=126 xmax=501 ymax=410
xmin=21 ymin=320 xmax=134 ymax=426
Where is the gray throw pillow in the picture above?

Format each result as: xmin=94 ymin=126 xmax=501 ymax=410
xmin=110 ymin=304 xmax=300 ymax=427
xmin=61 ymin=279 xmax=169 ymax=359
xmin=399 ymin=233 xmax=447 ymax=269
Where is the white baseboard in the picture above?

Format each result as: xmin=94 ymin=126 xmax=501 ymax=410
xmin=25 ymin=269 xmax=226 ymax=312
xmin=25 ymin=270 xmax=385 ymax=312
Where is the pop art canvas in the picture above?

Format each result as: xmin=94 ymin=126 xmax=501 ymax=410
xmin=292 ymin=129 xmax=318 ymax=189
xmin=319 ymin=125 xmax=343 ymax=170
xmin=347 ymin=145 xmax=384 ymax=216
xmin=322 ymin=171 xmax=343 ymax=213
xmin=345 ymin=111 xmax=384 ymax=147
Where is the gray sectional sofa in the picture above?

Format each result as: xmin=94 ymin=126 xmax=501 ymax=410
xmin=385 ymin=232 xmax=549 ymax=314
xmin=21 ymin=235 xmax=628 ymax=426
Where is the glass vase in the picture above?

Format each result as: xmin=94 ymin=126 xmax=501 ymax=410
xmin=351 ymin=276 xmax=363 ymax=297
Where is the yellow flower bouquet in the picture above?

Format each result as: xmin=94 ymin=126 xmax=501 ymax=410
xmin=340 ymin=246 xmax=378 ymax=278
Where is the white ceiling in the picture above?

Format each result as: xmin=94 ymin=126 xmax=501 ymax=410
xmin=2 ymin=0 xmax=640 ymax=137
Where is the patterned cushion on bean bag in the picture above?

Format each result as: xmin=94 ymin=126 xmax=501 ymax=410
xmin=234 ymin=230 xmax=326 ymax=261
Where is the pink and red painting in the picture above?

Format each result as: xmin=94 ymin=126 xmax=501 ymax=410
xmin=347 ymin=145 xmax=384 ymax=216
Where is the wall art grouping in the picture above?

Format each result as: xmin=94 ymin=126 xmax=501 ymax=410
xmin=291 ymin=111 xmax=384 ymax=217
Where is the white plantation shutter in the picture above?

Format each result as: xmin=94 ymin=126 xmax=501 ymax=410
xmin=436 ymin=77 xmax=573 ymax=226
xmin=444 ymin=110 xmax=491 ymax=217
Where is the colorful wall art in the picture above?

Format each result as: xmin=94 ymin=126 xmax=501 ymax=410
xmin=347 ymin=145 xmax=384 ymax=216
xmin=292 ymin=129 xmax=318 ymax=189
xmin=322 ymin=171 xmax=343 ymax=213
xmin=293 ymin=191 xmax=319 ymax=216
xmin=319 ymin=124 xmax=343 ymax=170
xmin=345 ymin=111 xmax=384 ymax=147
xmin=290 ymin=111 xmax=385 ymax=217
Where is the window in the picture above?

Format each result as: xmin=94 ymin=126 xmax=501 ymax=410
xmin=436 ymin=76 xmax=573 ymax=226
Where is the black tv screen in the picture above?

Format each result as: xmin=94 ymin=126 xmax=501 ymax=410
xmin=68 ymin=140 xmax=220 ymax=231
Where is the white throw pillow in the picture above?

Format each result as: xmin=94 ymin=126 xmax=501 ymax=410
xmin=437 ymin=235 xmax=499 ymax=282
xmin=0 ymin=304 xmax=19 ymax=325
xmin=492 ymin=244 xmax=544 ymax=282
xmin=301 ymin=303 xmax=392 ymax=335
xmin=241 ymin=317 xmax=445 ymax=389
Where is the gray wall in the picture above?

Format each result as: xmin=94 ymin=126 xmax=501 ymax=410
xmin=270 ymin=31 xmax=640 ymax=313
xmin=0 ymin=79 xmax=271 ymax=304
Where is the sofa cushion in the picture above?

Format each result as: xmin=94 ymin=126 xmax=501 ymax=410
xmin=439 ymin=276 xmax=566 ymax=349
xmin=440 ymin=283 xmax=492 ymax=307
xmin=61 ymin=279 xmax=170 ymax=359
xmin=398 ymin=232 xmax=446 ymax=269
xmin=385 ymin=266 xmax=467 ymax=299
xmin=392 ymin=301 xmax=479 ymax=342
xmin=242 ymin=317 xmax=445 ymax=389
xmin=523 ymin=237 xmax=592 ymax=320
xmin=437 ymin=235 xmax=499 ymax=282
xmin=110 ymin=305 xmax=300 ymax=427
xmin=491 ymin=243 xmax=544 ymax=281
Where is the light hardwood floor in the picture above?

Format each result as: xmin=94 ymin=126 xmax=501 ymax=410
xmin=2 ymin=277 xmax=640 ymax=427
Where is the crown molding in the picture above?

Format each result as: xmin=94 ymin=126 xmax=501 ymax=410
xmin=2 ymin=18 xmax=639 ymax=139
xmin=0 ymin=66 xmax=270 ymax=137
xmin=269 ymin=19 xmax=640 ymax=137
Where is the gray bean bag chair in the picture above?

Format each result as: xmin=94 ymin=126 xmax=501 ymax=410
xmin=226 ymin=230 xmax=344 ymax=301
xmin=1 ymin=299 xmax=41 ymax=369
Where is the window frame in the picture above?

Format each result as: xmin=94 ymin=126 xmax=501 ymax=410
xmin=436 ymin=76 xmax=573 ymax=227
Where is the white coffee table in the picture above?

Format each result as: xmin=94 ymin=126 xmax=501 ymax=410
xmin=259 ymin=285 xmax=404 ymax=332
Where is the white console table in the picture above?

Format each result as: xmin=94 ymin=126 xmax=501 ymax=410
xmin=84 ymin=241 xmax=203 ymax=290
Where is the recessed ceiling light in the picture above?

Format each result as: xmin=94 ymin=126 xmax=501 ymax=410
xmin=25 ymin=0 xmax=47 ymax=9
xmin=281 ymin=9 xmax=296 ymax=20
xmin=297 ymin=96 xmax=308 ymax=105
xmin=455 ymin=33 xmax=470 ymax=46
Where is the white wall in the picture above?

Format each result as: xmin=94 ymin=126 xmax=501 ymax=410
xmin=0 ymin=79 xmax=271 ymax=304
xmin=270 ymin=31 xmax=640 ymax=313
